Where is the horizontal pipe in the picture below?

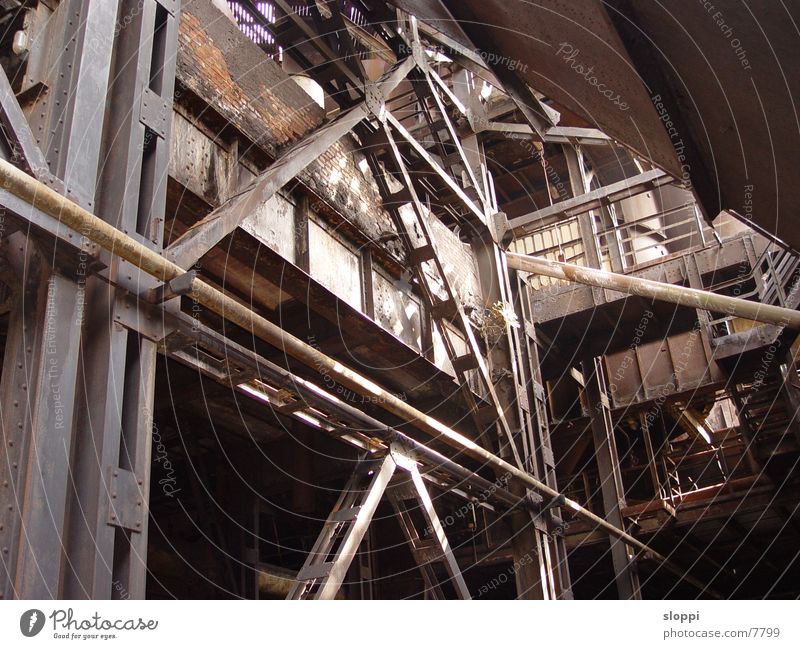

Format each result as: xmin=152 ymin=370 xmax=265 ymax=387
xmin=0 ymin=159 xmax=716 ymax=596
xmin=507 ymin=252 xmax=800 ymax=330
xmin=179 ymin=314 xmax=530 ymax=512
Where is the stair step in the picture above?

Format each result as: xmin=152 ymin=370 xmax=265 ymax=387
xmin=451 ymin=353 xmax=479 ymax=374
xmin=297 ymin=562 xmax=334 ymax=581
xmin=331 ymin=506 xmax=361 ymax=522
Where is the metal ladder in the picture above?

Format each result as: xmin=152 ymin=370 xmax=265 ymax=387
xmin=286 ymin=453 xmax=396 ymax=600
xmin=404 ymin=73 xmax=486 ymax=211
xmin=387 ymin=475 xmax=471 ymax=599
xmin=288 ymin=446 xmax=471 ymax=599
xmin=359 ymin=122 xmax=524 ymax=466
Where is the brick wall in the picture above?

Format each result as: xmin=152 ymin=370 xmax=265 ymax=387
xmin=176 ymin=0 xmax=398 ymax=253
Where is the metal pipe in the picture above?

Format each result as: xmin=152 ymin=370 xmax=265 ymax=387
xmin=0 ymin=159 xmax=716 ymax=596
xmin=172 ymin=313 xmax=525 ymax=511
xmin=507 ymin=252 xmax=800 ymax=330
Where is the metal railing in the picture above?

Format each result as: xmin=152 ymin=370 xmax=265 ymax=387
xmin=597 ymin=203 xmax=713 ymax=272
xmin=513 ymin=190 xmax=714 ymax=294
xmin=704 ymin=244 xmax=800 ymax=337
xmin=509 ymin=214 xmax=589 ymax=289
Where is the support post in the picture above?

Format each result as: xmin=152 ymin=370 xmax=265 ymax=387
xmin=287 ymin=454 xmax=397 ymax=600
xmin=59 ymin=0 xmax=181 ymax=600
xmin=582 ymin=357 xmax=641 ymax=600
xmin=393 ymin=450 xmax=471 ymax=599
xmin=0 ymin=239 xmax=82 ymax=598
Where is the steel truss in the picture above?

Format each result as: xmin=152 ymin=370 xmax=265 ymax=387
xmin=1 ymin=0 xmax=181 ymax=599
xmin=0 ymin=0 xmax=733 ymax=600
xmin=287 ymin=443 xmax=470 ymax=600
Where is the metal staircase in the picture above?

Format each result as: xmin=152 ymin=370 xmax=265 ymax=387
xmin=287 ymin=453 xmax=396 ymax=600
xmin=287 ymin=446 xmax=471 ymax=600
xmin=708 ymin=244 xmax=800 ymax=349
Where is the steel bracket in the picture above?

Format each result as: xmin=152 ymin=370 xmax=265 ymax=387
xmin=114 ymin=292 xmax=176 ymax=342
xmin=531 ymin=513 xmax=549 ymax=534
xmin=107 ymin=467 xmax=145 ymax=533
xmin=525 ymin=488 xmax=544 ymax=508
xmin=139 ymin=87 xmax=170 ymax=139
xmin=147 ymin=269 xmax=197 ymax=303
xmin=364 ymin=82 xmax=385 ymax=118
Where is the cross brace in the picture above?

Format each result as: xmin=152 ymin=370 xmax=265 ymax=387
xmin=287 ymin=445 xmax=470 ymax=599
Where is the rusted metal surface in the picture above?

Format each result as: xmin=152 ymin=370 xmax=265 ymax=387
xmin=386 ymin=0 xmax=682 ymax=179
xmin=603 ymin=329 xmax=726 ymax=409
xmin=509 ymin=252 xmax=800 ymax=330
xmin=173 ymin=1 xmax=402 ymax=261
xmin=607 ymin=0 xmax=800 ymax=250
xmin=0 ymin=158 xmax=715 ymax=595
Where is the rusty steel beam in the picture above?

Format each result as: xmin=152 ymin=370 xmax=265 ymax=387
xmin=507 ymin=168 xmax=672 ymax=237
xmin=0 ymin=157 xmax=722 ymax=596
xmin=384 ymin=110 xmax=487 ymax=226
xmin=165 ymin=56 xmax=415 ymax=268
xmin=0 ymin=66 xmax=50 ymax=178
xmin=507 ymin=252 xmax=800 ymax=331
xmin=165 ymin=101 xmax=368 ymax=268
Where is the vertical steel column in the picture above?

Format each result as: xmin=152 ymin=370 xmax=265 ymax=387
xmin=294 ymin=194 xmax=310 ymax=273
xmin=455 ymin=67 xmax=572 ymax=597
xmin=639 ymin=412 xmax=667 ymax=500
xmin=1 ymin=0 xmax=119 ymax=599
xmin=25 ymin=0 xmax=121 ymax=210
xmin=599 ymin=204 xmax=626 ymax=273
xmin=564 ymin=146 xmax=603 ymax=287
xmin=582 ymin=357 xmax=641 ymax=599
xmin=516 ymin=281 xmax=573 ymax=598
xmin=62 ymin=0 xmax=180 ymax=599
xmin=0 ymin=237 xmax=83 ymax=598
xmin=471 ymin=228 xmax=559 ymax=599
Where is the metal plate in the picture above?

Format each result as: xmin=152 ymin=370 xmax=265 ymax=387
xmin=139 ymin=87 xmax=170 ymax=138
xmin=107 ymin=467 xmax=144 ymax=533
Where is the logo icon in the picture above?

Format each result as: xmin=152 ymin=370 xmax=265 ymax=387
xmin=20 ymin=609 xmax=45 ymax=637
